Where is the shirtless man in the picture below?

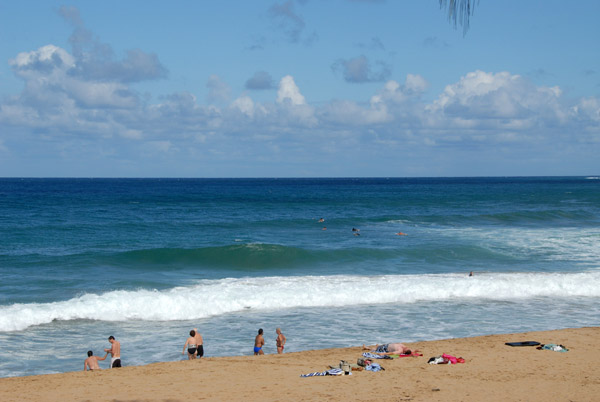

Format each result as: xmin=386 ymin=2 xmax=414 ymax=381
xmin=254 ymin=328 xmax=265 ymax=355
xmin=275 ymin=328 xmax=286 ymax=354
xmin=182 ymin=330 xmax=197 ymax=360
xmin=194 ymin=328 xmax=204 ymax=358
xmin=104 ymin=336 xmax=121 ymax=368
xmin=83 ymin=350 xmax=108 ymax=371
xmin=362 ymin=342 xmax=417 ymax=355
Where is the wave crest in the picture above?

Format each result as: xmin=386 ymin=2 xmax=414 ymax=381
xmin=1 ymin=271 xmax=599 ymax=332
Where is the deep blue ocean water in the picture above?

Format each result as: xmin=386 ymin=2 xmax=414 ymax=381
xmin=0 ymin=177 xmax=599 ymax=377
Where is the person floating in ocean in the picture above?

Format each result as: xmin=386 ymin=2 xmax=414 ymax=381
xmin=104 ymin=336 xmax=121 ymax=368
xmin=322 ymin=227 xmax=327 ymax=230
xmin=194 ymin=328 xmax=204 ymax=359
xmin=352 ymin=228 xmax=360 ymax=232
xmin=318 ymin=218 xmax=325 ymax=222
xmin=362 ymin=343 xmax=418 ymax=355
xmin=84 ymin=350 xmax=108 ymax=371
xmin=182 ymin=330 xmax=197 ymax=360
xmin=276 ymin=328 xmax=286 ymax=354
xmin=254 ymin=328 xmax=265 ymax=355
xmin=396 ymin=232 xmax=407 ymax=236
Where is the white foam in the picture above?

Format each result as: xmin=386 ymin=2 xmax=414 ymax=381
xmin=1 ymin=272 xmax=599 ymax=332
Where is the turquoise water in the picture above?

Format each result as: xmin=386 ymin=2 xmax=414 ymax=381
xmin=0 ymin=177 xmax=599 ymax=377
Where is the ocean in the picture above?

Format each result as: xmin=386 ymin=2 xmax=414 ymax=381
xmin=0 ymin=177 xmax=599 ymax=377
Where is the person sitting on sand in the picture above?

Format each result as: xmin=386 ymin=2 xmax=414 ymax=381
xmin=194 ymin=328 xmax=204 ymax=358
xmin=276 ymin=328 xmax=286 ymax=354
xmin=254 ymin=328 xmax=265 ymax=355
xmin=84 ymin=350 xmax=108 ymax=371
xmin=182 ymin=330 xmax=198 ymax=360
xmin=362 ymin=343 xmax=418 ymax=355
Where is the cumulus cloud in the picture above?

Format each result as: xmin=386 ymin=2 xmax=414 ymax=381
xmin=245 ymin=71 xmax=275 ymax=90
xmin=331 ymin=55 xmax=391 ymax=83
xmin=58 ymin=6 xmax=167 ymax=83
xmin=8 ymin=44 xmax=137 ymax=110
xmin=428 ymin=70 xmax=563 ymax=122
xmin=277 ymin=75 xmax=306 ymax=105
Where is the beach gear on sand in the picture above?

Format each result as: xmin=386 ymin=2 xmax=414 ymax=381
xmin=428 ymin=354 xmax=465 ymax=364
xmin=300 ymin=367 xmax=349 ymax=377
xmin=537 ymin=343 xmax=569 ymax=352
xmin=505 ymin=341 xmax=541 ymax=347
xmin=362 ymin=352 xmax=392 ymax=359
xmin=357 ymin=357 xmax=371 ymax=367
xmin=365 ymin=363 xmax=384 ymax=372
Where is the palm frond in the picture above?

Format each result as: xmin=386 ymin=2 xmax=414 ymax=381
xmin=439 ymin=0 xmax=478 ymax=35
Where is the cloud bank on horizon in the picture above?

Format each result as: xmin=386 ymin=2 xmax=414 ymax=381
xmin=0 ymin=1 xmax=598 ymax=177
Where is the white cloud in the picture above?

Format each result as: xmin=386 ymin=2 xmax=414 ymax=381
xmin=277 ymin=75 xmax=306 ymax=105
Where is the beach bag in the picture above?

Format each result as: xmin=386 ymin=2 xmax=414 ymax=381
xmin=357 ymin=357 xmax=371 ymax=367
xmin=340 ymin=360 xmax=352 ymax=374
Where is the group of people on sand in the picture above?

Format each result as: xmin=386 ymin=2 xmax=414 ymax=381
xmin=85 ymin=327 xmax=286 ymax=371
xmin=254 ymin=328 xmax=286 ymax=355
xmin=83 ymin=335 xmax=121 ymax=371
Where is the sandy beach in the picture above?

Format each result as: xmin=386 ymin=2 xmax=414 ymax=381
xmin=0 ymin=327 xmax=598 ymax=401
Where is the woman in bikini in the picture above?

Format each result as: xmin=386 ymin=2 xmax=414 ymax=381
xmin=182 ymin=330 xmax=197 ymax=360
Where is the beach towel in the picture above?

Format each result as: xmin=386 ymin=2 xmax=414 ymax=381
xmin=300 ymin=371 xmax=327 ymax=377
xmin=300 ymin=368 xmax=346 ymax=377
xmin=538 ymin=344 xmax=569 ymax=352
xmin=365 ymin=363 xmax=384 ymax=372
xmin=362 ymin=352 xmax=392 ymax=359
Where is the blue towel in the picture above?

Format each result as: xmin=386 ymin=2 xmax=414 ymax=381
xmin=300 ymin=371 xmax=327 ymax=377
xmin=300 ymin=368 xmax=344 ymax=377
xmin=365 ymin=363 xmax=382 ymax=372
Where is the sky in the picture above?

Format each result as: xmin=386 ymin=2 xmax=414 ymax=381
xmin=0 ymin=0 xmax=598 ymax=177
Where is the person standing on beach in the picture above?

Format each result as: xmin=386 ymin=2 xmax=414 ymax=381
xmin=276 ymin=328 xmax=286 ymax=354
xmin=194 ymin=328 xmax=204 ymax=359
xmin=84 ymin=350 xmax=108 ymax=371
xmin=254 ymin=329 xmax=265 ymax=355
xmin=182 ymin=330 xmax=197 ymax=360
xmin=104 ymin=336 xmax=121 ymax=368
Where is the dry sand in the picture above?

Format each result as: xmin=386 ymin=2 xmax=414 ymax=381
xmin=1 ymin=327 xmax=598 ymax=401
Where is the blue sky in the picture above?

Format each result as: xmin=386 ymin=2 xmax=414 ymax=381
xmin=0 ymin=0 xmax=598 ymax=177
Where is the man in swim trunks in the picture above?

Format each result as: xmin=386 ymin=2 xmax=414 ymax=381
xmin=276 ymin=328 xmax=286 ymax=354
xmin=84 ymin=350 xmax=108 ymax=371
xmin=254 ymin=328 xmax=265 ymax=355
xmin=194 ymin=328 xmax=204 ymax=359
xmin=182 ymin=330 xmax=197 ymax=360
xmin=362 ymin=343 xmax=417 ymax=355
xmin=104 ymin=336 xmax=121 ymax=368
